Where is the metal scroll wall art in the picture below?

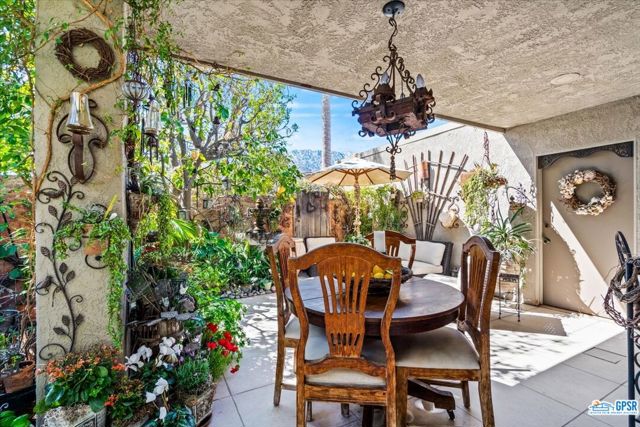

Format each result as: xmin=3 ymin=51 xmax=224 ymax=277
xmin=37 ymin=29 xmax=114 ymax=359
xmin=401 ymin=150 xmax=468 ymax=241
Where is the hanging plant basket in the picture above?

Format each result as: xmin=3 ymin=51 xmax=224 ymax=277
xmin=1 ymin=360 xmax=34 ymax=393
xmin=42 ymin=405 xmax=106 ymax=427
xmin=129 ymin=318 xmax=183 ymax=348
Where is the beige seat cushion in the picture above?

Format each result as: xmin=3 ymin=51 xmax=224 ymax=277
xmin=303 ymin=334 xmax=386 ymax=387
xmin=305 ymin=237 xmax=337 ymax=252
xmin=393 ymin=326 xmax=480 ymax=370
xmin=284 ymin=316 xmax=325 ymax=340
xmin=415 ymin=240 xmax=446 ymax=265
xmin=405 ymin=260 xmax=443 ymax=275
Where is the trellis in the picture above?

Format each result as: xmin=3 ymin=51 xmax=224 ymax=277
xmin=401 ymin=151 xmax=468 ymax=240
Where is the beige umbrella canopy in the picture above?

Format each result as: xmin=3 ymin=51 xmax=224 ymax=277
xmin=305 ymin=158 xmax=411 ymax=236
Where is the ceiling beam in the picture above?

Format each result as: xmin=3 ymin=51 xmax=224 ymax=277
xmin=174 ymin=53 xmax=507 ymax=134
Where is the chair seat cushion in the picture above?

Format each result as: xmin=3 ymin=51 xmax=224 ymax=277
xmin=404 ymin=260 xmax=443 ymax=275
xmin=415 ymin=240 xmax=446 ymax=265
xmin=284 ymin=316 xmax=325 ymax=340
xmin=303 ymin=334 xmax=386 ymax=387
xmin=393 ymin=326 xmax=480 ymax=370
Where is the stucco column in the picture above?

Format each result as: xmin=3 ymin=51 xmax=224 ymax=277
xmin=34 ymin=0 xmax=127 ymax=377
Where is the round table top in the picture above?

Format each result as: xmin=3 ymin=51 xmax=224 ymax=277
xmin=285 ymin=276 xmax=465 ymax=337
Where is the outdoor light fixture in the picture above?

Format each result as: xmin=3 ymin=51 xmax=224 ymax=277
xmin=67 ymin=92 xmax=94 ymax=134
xmin=141 ymin=96 xmax=162 ymax=162
xmin=352 ymin=0 xmax=436 ymax=179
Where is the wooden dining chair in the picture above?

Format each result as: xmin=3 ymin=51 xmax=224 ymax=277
xmin=266 ymin=234 xmax=320 ymax=416
xmin=394 ymin=236 xmax=501 ymax=427
xmin=287 ymin=242 xmax=403 ymax=427
xmin=365 ymin=230 xmax=416 ymax=269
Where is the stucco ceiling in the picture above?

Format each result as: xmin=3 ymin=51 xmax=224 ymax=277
xmin=166 ymin=0 xmax=640 ymax=130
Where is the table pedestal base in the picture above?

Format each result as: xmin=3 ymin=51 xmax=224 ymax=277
xmin=361 ymin=380 xmax=456 ymax=426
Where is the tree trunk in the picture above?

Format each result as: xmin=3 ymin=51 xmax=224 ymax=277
xmin=321 ymin=94 xmax=331 ymax=168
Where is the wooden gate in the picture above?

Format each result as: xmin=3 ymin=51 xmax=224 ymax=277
xmin=294 ymin=190 xmax=331 ymax=238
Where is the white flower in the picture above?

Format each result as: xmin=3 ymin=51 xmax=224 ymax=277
xmin=158 ymin=407 xmax=167 ymax=421
xmin=153 ymin=377 xmax=169 ymax=395
xmin=161 ymin=297 xmax=170 ymax=307
xmin=179 ymin=284 xmax=188 ymax=295
xmin=138 ymin=345 xmax=152 ymax=361
xmin=145 ymin=392 xmax=157 ymax=403
xmin=109 ymin=212 xmax=117 ymax=220
xmin=125 ymin=353 xmax=143 ymax=372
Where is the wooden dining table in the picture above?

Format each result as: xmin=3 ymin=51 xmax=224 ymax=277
xmin=285 ymin=275 xmax=466 ymax=423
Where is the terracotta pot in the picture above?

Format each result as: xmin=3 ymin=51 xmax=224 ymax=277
xmin=84 ymin=238 xmax=108 ymax=256
xmin=178 ymin=383 xmax=217 ymax=425
xmin=43 ymin=405 xmax=106 ymax=427
xmin=1 ymin=360 xmax=34 ymax=393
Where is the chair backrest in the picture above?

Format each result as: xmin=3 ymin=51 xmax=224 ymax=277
xmin=288 ymin=243 xmax=402 ymax=380
xmin=458 ymin=236 xmax=500 ymax=355
xmin=266 ymin=234 xmax=297 ymax=328
xmin=365 ymin=230 xmax=416 ymax=269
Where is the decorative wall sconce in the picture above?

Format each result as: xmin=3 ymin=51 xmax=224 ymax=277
xmin=57 ymin=93 xmax=109 ymax=183
xmin=440 ymin=203 xmax=460 ymax=229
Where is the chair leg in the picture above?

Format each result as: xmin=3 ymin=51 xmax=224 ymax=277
xmin=306 ymin=400 xmax=313 ymax=422
xmin=478 ymin=374 xmax=495 ymax=427
xmin=461 ymin=380 xmax=470 ymax=408
xmin=273 ymin=340 xmax=285 ymax=406
xmin=341 ymin=403 xmax=350 ymax=418
xmin=296 ymin=390 xmax=306 ymax=427
xmin=361 ymin=406 xmax=374 ymax=427
xmin=386 ymin=391 xmax=398 ymax=427
xmin=396 ymin=369 xmax=408 ymax=427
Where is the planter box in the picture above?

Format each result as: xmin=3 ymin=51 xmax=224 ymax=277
xmin=1 ymin=360 xmax=34 ymax=393
xmin=179 ymin=384 xmax=216 ymax=426
xmin=42 ymin=405 xmax=106 ymax=427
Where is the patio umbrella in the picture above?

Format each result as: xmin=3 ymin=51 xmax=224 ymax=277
xmin=305 ymin=158 xmax=411 ymax=236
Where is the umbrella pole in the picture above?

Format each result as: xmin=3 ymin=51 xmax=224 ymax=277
xmin=354 ymin=174 xmax=361 ymax=236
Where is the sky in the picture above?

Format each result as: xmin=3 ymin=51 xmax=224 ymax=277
xmin=286 ymin=86 xmax=447 ymax=155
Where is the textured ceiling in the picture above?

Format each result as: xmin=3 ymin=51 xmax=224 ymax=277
xmin=166 ymin=0 xmax=640 ymax=129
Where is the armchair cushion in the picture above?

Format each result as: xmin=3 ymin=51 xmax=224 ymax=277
xmin=415 ymin=240 xmax=446 ymax=266
xmin=303 ymin=333 xmax=386 ymax=387
xmin=393 ymin=325 xmax=480 ymax=370
xmin=406 ymin=260 xmax=443 ymax=275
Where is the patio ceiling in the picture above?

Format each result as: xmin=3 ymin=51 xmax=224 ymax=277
xmin=166 ymin=0 xmax=640 ymax=130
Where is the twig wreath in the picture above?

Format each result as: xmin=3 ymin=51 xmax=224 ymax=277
xmin=54 ymin=28 xmax=115 ymax=82
xmin=558 ymin=169 xmax=615 ymax=216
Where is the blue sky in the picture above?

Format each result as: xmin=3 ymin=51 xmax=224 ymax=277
xmin=286 ymin=86 xmax=447 ymax=154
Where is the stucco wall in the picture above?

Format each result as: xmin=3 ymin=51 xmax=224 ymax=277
xmin=34 ymin=0 xmax=126 ymax=376
xmin=504 ymin=95 xmax=640 ymax=306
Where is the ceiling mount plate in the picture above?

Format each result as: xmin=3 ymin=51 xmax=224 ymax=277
xmin=383 ymin=0 xmax=405 ymax=18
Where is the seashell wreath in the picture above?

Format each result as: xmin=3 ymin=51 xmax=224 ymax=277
xmin=558 ymin=169 xmax=616 ymax=216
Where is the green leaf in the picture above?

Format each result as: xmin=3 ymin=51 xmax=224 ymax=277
xmin=88 ymin=397 xmax=106 ymax=413
xmin=96 ymin=365 xmax=108 ymax=377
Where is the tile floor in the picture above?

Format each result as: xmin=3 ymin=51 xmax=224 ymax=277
xmin=210 ymin=289 xmax=628 ymax=427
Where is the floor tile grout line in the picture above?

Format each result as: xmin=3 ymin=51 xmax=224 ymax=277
xmin=560 ymin=359 xmax=626 ymax=382
xmin=225 ymin=375 xmax=246 ymax=427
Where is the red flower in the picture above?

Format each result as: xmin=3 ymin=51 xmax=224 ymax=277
xmin=223 ymin=331 xmax=232 ymax=341
xmin=207 ymin=341 xmax=218 ymax=350
xmin=222 ymin=350 xmax=229 ymax=357
xmin=207 ymin=323 xmax=218 ymax=334
xmin=230 ymin=364 xmax=240 ymax=374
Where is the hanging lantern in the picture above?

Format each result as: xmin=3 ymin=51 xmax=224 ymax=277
xmin=178 ymin=209 xmax=189 ymax=220
xmin=144 ymin=97 xmax=161 ymax=136
xmin=122 ymin=77 xmax=150 ymax=105
xmin=67 ymin=92 xmax=94 ymax=134
xmin=202 ymin=198 xmax=212 ymax=209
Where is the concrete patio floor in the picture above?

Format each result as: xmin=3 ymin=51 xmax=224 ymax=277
xmin=210 ymin=289 xmax=627 ymax=427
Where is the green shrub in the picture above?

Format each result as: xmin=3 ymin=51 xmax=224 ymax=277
xmin=176 ymin=358 xmax=210 ymax=395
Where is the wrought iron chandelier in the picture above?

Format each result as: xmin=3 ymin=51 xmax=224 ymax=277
xmin=352 ymin=0 xmax=436 ymax=179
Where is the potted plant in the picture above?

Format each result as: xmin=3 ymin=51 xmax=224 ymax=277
xmin=53 ymin=202 xmax=131 ymax=346
xmin=35 ymin=345 xmax=125 ymax=427
xmin=459 ymin=163 xmax=507 ymax=228
xmin=175 ymin=357 xmax=213 ymax=424
xmin=481 ymin=207 xmax=534 ymax=301
xmin=107 ymin=377 xmax=151 ymax=427
xmin=0 ymin=353 xmax=34 ymax=394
